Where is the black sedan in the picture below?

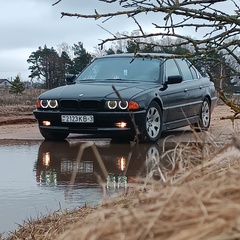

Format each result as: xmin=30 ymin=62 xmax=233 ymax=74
xmin=33 ymin=53 xmax=218 ymax=143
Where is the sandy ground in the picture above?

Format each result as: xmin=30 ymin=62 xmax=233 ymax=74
xmin=0 ymin=104 xmax=239 ymax=144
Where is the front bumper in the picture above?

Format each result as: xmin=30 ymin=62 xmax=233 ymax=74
xmin=33 ymin=109 xmax=146 ymax=135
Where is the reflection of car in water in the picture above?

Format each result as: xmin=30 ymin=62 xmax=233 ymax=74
xmin=35 ymin=140 xmax=169 ymax=188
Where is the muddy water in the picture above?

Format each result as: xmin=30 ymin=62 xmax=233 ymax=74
xmin=0 ymin=139 xmax=169 ymax=235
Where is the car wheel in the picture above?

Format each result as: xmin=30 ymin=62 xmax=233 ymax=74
xmin=192 ymin=98 xmax=211 ymax=131
xmin=145 ymin=144 xmax=162 ymax=179
xmin=146 ymin=144 xmax=160 ymax=164
xmin=139 ymin=101 xmax=162 ymax=143
xmin=39 ymin=128 xmax=69 ymax=141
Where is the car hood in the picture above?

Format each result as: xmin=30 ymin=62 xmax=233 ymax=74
xmin=39 ymin=81 xmax=157 ymax=99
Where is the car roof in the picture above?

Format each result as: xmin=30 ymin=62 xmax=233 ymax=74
xmin=97 ymin=53 xmax=180 ymax=59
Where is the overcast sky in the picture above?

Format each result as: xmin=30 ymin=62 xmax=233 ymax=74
xmin=0 ymin=0 xmax=123 ymax=80
xmin=0 ymin=0 xmax=236 ymax=81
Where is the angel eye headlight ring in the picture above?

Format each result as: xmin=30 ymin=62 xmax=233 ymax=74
xmin=40 ymin=100 xmax=49 ymax=108
xmin=40 ymin=100 xmax=58 ymax=109
xmin=107 ymin=101 xmax=117 ymax=109
xmin=119 ymin=100 xmax=128 ymax=110
xmin=48 ymin=100 xmax=58 ymax=108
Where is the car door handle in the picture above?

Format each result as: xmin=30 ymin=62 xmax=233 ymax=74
xmin=199 ymin=85 xmax=202 ymax=89
xmin=184 ymin=88 xmax=188 ymax=92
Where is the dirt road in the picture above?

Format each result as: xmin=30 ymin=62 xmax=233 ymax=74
xmin=0 ymin=105 xmax=239 ymax=144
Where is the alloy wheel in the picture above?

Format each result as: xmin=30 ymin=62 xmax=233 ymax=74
xmin=201 ymin=100 xmax=210 ymax=128
xmin=146 ymin=106 xmax=161 ymax=139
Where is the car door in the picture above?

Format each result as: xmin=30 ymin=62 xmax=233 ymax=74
xmin=162 ymin=58 xmax=190 ymax=123
xmin=175 ymin=59 xmax=203 ymax=119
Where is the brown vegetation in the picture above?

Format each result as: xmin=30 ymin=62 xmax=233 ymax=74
xmin=0 ymin=89 xmax=43 ymax=107
xmin=0 ymin=89 xmax=42 ymax=125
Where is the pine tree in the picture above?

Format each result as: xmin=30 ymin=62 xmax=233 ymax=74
xmin=9 ymin=75 xmax=25 ymax=94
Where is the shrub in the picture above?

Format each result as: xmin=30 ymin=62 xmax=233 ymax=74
xmin=9 ymin=75 xmax=25 ymax=94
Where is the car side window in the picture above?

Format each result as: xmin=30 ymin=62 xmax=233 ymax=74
xmin=165 ymin=59 xmax=180 ymax=79
xmin=189 ymin=64 xmax=200 ymax=79
xmin=176 ymin=59 xmax=193 ymax=81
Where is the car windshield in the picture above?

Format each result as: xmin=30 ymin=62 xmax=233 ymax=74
xmin=76 ymin=57 xmax=161 ymax=83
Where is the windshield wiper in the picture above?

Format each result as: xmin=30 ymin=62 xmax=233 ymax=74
xmin=104 ymin=78 xmax=124 ymax=81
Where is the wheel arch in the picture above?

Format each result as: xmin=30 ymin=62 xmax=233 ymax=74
xmin=149 ymin=97 xmax=165 ymax=121
xmin=149 ymin=97 xmax=163 ymax=112
xmin=203 ymin=95 xmax=212 ymax=114
xmin=138 ymin=99 xmax=163 ymax=143
xmin=204 ymin=95 xmax=211 ymax=106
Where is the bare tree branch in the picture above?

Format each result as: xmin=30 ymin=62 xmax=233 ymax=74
xmin=54 ymin=0 xmax=240 ymax=119
xmin=52 ymin=0 xmax=62 ymax=6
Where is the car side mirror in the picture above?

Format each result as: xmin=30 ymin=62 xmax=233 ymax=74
xmin=166 ymin=75 xmax=183 ymax=85
xmin=66 ymin=74 xmax=76 ymax=85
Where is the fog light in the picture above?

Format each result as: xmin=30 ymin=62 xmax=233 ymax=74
xmin=115 ymin=122 xmax=127 ymax=128
xmin=42 ymin=121 xmax=51 ymax=126
xmin=43 ymin=152 xmax=50 ymax=167
xmin=117 ymin=157 xmax=127 ymax=171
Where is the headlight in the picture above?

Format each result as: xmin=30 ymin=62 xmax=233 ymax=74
xmin=40 ymin=100 xmax=48 ymax=108
xmin=119 ymin=100 xmax=128 ymax=110
xmin=106 ymin=100 xmax=138 ymax=110
xmin=48 ymin=100 xmax=58 ymax=108
xmin=107 ymin=100 xmax=117 ymax=109
xmin=37 ymin=100 xmax=58 ymax=109
xmin=107 ymin=100 xmax=129 ymax=110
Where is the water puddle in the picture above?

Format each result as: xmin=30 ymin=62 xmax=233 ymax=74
xmin=0 ymin=139 xmax=173 ymax=235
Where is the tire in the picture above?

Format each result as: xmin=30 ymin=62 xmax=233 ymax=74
xmin=39 ymin=128 xmax=69 ymax=141
xmin=139 ymin=101 xmax=162 ymax=143
xmin=192 ymin=98 xmax=211 ymax=131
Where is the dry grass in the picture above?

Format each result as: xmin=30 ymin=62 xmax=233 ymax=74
xmin=0 ymin=88 xmax=44 ymax=105
xmin=1 ymin=207 xmax=96 ymax=240
xmin=0 ymin=89 xmax=44 ymax=113
xmin=0 ymin=89 xmax=44 ymax=124
xmin=2 ymin=133 xmax=240 ymax=240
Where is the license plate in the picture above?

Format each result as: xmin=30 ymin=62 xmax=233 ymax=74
xmin=61 ymin=115 xmax=94 ymax=123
